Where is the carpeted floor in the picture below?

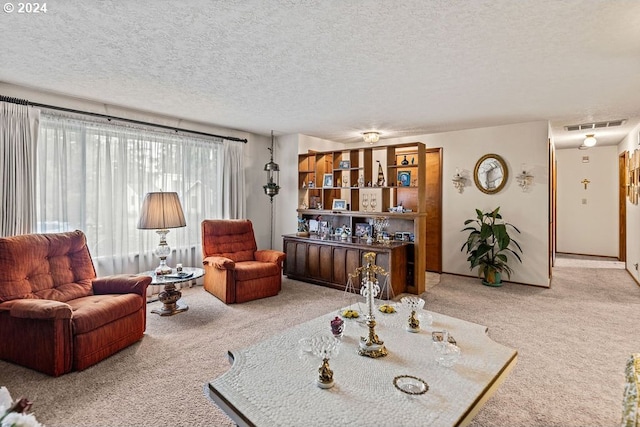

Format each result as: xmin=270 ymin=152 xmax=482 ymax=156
xmin=1 ymin=256 xmax=639 ymax=426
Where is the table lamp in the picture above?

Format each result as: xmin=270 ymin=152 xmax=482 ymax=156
xmin=137 ymin=191 xmax=186 ymax=275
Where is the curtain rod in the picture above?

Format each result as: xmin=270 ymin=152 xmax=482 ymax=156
xmin=0 ymin=95 xmax=248 ymax=143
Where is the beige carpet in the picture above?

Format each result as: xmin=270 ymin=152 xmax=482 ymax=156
xmin=1 ymin=257 xmax=639 ymax=426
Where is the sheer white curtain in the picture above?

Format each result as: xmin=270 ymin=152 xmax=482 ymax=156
xmin=0 ymin=101 xmax=40 ymax=237
xmin=221 ymin=140 xmax=245 ymax=218
xmin=37 ymin=112 xmax=243 ymax=277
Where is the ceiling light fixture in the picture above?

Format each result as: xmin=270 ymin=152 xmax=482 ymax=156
xmin=583 ymin=134 xmax=597 ymax=147
xmin=362 ymin=132 xmax=380 ymax=144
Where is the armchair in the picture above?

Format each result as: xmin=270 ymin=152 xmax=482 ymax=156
xmin=201 ymin=219 xmax=285 ymax=304
xmin=0 ymin=231 xmax=151 ymax=376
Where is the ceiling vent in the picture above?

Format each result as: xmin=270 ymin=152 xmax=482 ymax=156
xmin=565 ymin=119 xmax=626 ymax=131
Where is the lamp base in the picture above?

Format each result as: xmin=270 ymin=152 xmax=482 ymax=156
xmin=151 ymin=283 xmax=189 ymax=316
xmin=155 ymin=257 xmax=173 ymax=276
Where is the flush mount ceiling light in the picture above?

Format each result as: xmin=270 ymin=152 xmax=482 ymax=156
xmin=362 ymin=132 xmax=380 ymax=144
xmin=583 ymin=134 xmax=597 ymax=147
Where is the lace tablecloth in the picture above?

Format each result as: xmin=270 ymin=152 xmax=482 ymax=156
xmin=207 ymin=304 xmax=517 ymax=426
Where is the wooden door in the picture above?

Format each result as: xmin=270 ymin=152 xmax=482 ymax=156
xmin=425 ymin=148 xmax=443 ymax=272
xmin=619 ymin=152 xmax=627 ymax=262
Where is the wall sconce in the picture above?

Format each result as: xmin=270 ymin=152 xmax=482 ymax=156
xmin=362 ymin=131 xmax=380 ymax=144
xmin=452 ymin=168 xmax=466 ymax=193
xmin=263 ymin=130 xmax=280 ymax=202
xmin=516 ymin=169 xmax=534 ymax=191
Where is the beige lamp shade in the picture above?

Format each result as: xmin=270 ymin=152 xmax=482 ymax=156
xmin=137 ymin=192 xmax=186 ymax=230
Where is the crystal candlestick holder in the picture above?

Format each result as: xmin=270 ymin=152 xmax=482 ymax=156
xmin=310 ymin=334 xmax=341 ymax=389
xmin=401 ymin=296 xmax=425 ymax=333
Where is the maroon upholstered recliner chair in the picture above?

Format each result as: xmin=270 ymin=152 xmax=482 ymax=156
xmin=201 ymin=219 xmax=285 ymax=304
xmin=0 ymin=230 xmax=151 ymax=376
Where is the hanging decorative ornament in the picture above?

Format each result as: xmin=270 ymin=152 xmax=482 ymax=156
xmin=263 ymin=130 xmax=280 ymax=201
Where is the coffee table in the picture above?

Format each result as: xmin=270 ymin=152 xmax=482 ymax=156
xmin=207 ymin=304 xmax=517 ymax=426
xmin=141 ymin=267 xmax=204 ymax=316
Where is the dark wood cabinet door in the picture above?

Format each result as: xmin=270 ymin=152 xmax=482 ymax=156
xmin=294 ymin=241 xmax=307 ymax=276
xmin=319 ymin=245 xmax=333 ymax=281
xmin=307 ymin=244 xmax=320 ymax=278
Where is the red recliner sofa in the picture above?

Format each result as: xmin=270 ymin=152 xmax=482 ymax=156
xmin=0 ymin=230 xmax=151 ymax=376
xmin=201 ymin=219 xmax=285 ymax=304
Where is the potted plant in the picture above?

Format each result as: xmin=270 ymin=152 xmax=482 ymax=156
xmin=460 ymin=207 xmax=522 ymax=286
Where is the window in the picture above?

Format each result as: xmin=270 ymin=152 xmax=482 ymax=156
xmin=37 ymin=112 xmax=231 ymax=275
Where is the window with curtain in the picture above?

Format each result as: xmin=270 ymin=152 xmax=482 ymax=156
xmin=37 ymin=112 xmax=244 ymax=276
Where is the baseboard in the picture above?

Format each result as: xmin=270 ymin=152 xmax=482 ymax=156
xmin=556 ymin=251 xmax=619 ymax=261
xmin=440 ymin=271 xmax=549 ymax=289
xmin=626 ymin=268 xmax=640 ymax=287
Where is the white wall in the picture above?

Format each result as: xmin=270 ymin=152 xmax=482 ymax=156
xmin=556 ymin=146 xmax=618 ymax=257
xmin=618 ymin=124 xmax=640 ymax=283
xmin=288 ymin=121 xmax=551 ymax=287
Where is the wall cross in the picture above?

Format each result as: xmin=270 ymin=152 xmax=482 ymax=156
xmin=581 ymin=179 xmax=591 ymax=190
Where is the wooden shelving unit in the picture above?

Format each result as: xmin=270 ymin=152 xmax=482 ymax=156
xmin=293 ymin=142 xmax=428 ymax=294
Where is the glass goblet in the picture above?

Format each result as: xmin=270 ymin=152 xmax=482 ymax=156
xmin=361 ymin=194 xmax=369 ymax=212
xmin=434 ymin=330 xmax=461 ymax=367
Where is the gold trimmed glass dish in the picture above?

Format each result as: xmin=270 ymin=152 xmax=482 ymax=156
xmin=393 ymin=375 xmax=429 ymax=395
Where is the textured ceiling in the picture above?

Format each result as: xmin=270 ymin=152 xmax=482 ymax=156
xmin=1 ymin=0 xmax=639 ymax=148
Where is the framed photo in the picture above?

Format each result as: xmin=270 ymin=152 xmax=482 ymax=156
xmin=332 ymin=199 xmax=347 ymax=211
xmin=339 ymin=160 xmax=350 ymax=169
xmin=323 ymin=173 xmax=333 ymax=188
xmin=398 ymin=170 xmax=411 ymax=187
xmin=355 ymin=223 xmax=372 ymax=238
xmin=394 ymin=232 xmax=404 ymax=241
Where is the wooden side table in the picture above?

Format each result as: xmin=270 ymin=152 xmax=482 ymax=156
xmin=141 ymin=267 xmax=204 ymax=316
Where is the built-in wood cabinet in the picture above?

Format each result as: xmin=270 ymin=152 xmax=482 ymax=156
xmin=283 ymin=235 xmax=409 ymax=298
xmin=294 ymin=142 xmax=431 ymax=294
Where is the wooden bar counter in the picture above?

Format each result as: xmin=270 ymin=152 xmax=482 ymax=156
xmin=282 ymin=234 xmax=410 ymax=297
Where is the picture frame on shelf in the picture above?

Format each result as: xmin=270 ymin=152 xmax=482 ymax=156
xmin=398 ymin=170 xmax=411 ymax=187
xmin=323 ymin=173 xmax=333 ymax=188
xmin=339 ymin=160 xmax=350 ymax=169
xmin=355 ymin=223 xmax=372 ymax=238
xmin=332 ymin=199 xmax=347 ymax=211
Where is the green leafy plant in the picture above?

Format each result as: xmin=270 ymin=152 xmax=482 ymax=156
xmin=460 ymin=207 xmax=522 ymax=285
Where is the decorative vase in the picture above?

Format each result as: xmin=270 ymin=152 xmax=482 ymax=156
xmin=482 ymin=269 xmax=502 ymax=287
xmin=330 ymin=316 xmax=345 ymax=338
xmin=401 ymin=155 xmax=409 ymax=165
